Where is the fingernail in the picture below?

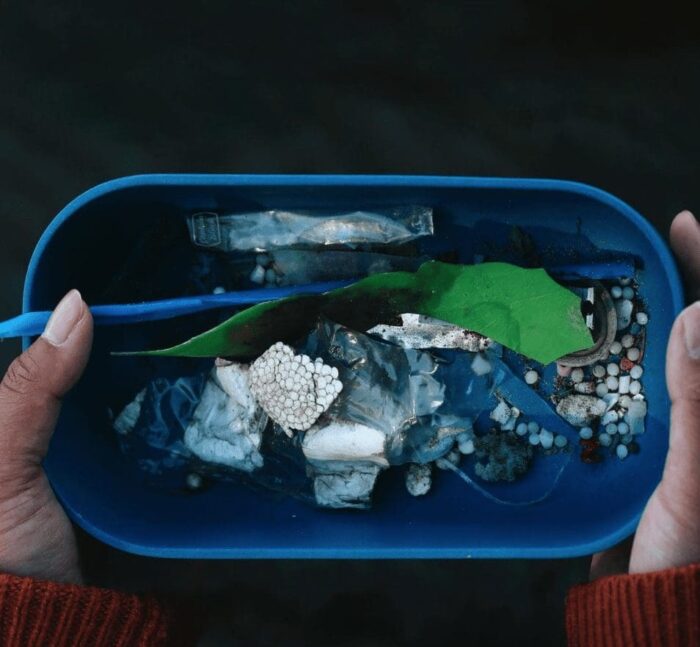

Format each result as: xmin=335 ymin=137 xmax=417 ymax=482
xmin=42 ymin=290 xmax=85 ymax=346
xmin=684 ymin=303 xmax=700 ymax=360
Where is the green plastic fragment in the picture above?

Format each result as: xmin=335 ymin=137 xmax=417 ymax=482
xmin=130 ymin=262 xmax=592 ymax=364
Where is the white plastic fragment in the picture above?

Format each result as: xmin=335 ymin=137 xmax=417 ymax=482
xmin=212 ymin=286 xmax=226 ymax=295
xmin=616 ymin=444 xmax=629 ymax=460
xmin=184 ymin=364 xmax=267 ymax=472
xmin=471 ymin=353 xmax=493 ymax=376
xmin=627 ymin=347 xmax=641 ymax=362
xmin=313 ymin=464 xmax=382 ymax=509
xmin=369 ymin=313 xmax=492 ymax=353
xmin=618 ymin=375 xmax=631 ymax=395
xmin=524 ymin=370 xmax=539 ymax=385
xmin=490 ymin=400 xmax=513 ymax=426
xmin=556 ymin=395 xmax=607 ymax=427
xmin=575 ymin=381 xmax=596 ymax=394
xmin=630 ymin=365 xmax=644 ymax=379
xmin=619 ymin=395 xmax=633 ymax=409
xmin=571 ymin=368 xmax=584 ymax=383
xmin=636 ymin=312 xmax=648 ymax=325
xmin=619 ymin=277 xmax=632 ymax=286
xmin=249 ymin=342 xmax=343 ymax=436
xmin=405 ymin=463 xmax=432 ymax=497
xmin=302 ymin=421 xmax=388 ymax=466
xmin=625 ymin=400 xmax=647 ymax=434
xmin=113 ymin=388 xmax=147 ymax=435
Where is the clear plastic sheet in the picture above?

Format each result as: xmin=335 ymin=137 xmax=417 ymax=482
xmin=188 ymin=206 xmax=434 ymax=252
xmin=262 ymin=249 xmax=427 ymax=286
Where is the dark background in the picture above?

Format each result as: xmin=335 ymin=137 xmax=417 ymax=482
xmin=0 ymin=2 xmax=698 ymax=645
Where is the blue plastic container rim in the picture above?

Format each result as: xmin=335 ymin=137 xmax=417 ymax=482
xmin=22 ymin=175 xmax=686 ymax=559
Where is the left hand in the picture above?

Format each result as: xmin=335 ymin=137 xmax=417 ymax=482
xmin=0 ymin=289 xmax=93 ymax=583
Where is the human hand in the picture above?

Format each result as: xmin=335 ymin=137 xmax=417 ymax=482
xmin=0 ymin=290 xmax=92 ymax=583
xmin=591 ymin=210 xmax=700 ymax=578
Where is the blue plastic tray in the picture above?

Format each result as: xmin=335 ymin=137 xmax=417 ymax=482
xmin=24 ymin=175 xmax=683 ymax=558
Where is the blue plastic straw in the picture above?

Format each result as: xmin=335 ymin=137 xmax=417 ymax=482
xmin=0 ymin=280 xmax=354 ymax=339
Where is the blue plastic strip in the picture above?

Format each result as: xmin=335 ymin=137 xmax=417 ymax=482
xmin=0 ymin=280 xmax=353 ymax=339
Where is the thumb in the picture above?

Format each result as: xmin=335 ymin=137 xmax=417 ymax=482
xmin=630 ymin=301 xmax=700 ymax=573
xmin=0 ymin=290 xmax=93 ymax=469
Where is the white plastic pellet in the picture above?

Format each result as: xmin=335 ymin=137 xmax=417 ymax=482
xmin=630 ymin=365 xmax=643 ymax=380
xmin=524 ymin=370 xmax=539 ymax=385
xmin=579 ymin=427 xmax=593 ymax=440
xmin=619 ymin=277 xmax=632 ymax=286
xmin=528 ymin=434 xmax=540 ymax=446
xmin=607 ymin=363 xmax=620 ymax=376
xmin=606 ymin=376 xmax=619 ymax=391
xmin=629 ymin=380 xmax=642 ymax=396
xmin=605 ymin=422 xmax=618 ymax=435
xmin=554 ymin=434 xmax=568 ymax=448
xmin=212 ymin=286 xmax=226 ymax=295
xmin=617 ymin=422 xmax=630 ymax=435
xmin=636 ymin=312 xmax=648 ymax=325
xmin=627 ymin=347 xmax=641 ymax=362
xmin=622 ymin=286 xmax=635 ymax=300
xmin=616 ymin=444 xmax=629 ymax=460
xmin=618 ymin=375 xmax=631 ymax=394
xmin=599 ymin=432 xmax=612 ymax=447
xmin=592 ymin=365 xmax=606 ymax=378
xmin=621 ymin=334 xmax=635 ymax=349
xmin=515 ymin=423 xmax=528 ymax=437
xmin=540 ymin=429 xmax=554 ymax=450
xmin=186 ymin=473 xmax=203 ymax=490
xmin=527 ymin=421 xmax=540 ymax=434
xmin=571 ymin=368 xmax=584 ymax=383
xmin=609 ymin=341 xmax=623 ymax=355
xmin=596 ymin=383 xmax=609 ymax=397
xmin=611 ymin=286 xmax=623 ymax=298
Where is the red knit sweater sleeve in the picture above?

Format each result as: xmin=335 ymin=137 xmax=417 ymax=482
xmin=566 ymin=563 xmax=700 ymax=646
xmin=0 ymin=573 xmax=173 ymax=646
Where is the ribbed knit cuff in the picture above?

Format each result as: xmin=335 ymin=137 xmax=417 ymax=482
xmin=566 ymin=563 xmax=700 ymax=647
xmin=0 ymin=573 xmax=171 ymax=646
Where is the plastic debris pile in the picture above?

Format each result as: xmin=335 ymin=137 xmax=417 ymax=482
xmin=112 ymin=211 xmax=651 ymax=510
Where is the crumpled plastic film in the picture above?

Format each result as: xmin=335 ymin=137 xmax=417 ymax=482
xmin=188 ymin=206 xmax=434 ymax=252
